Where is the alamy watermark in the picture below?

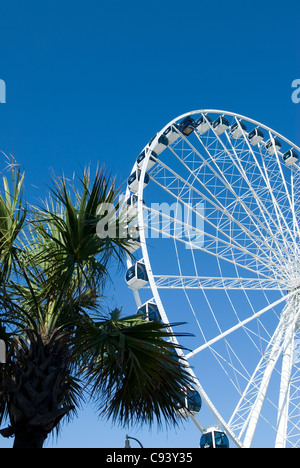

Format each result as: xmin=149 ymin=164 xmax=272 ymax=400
xmin=96 ymin=199 xmax=205 ymax=249
xmin=291 ymin=79 xmax=300 ymax=104
xmin=0 ymin=79 xmax=6 ymax=103
xmin=0 ymin=339 xmax=6 ymax=363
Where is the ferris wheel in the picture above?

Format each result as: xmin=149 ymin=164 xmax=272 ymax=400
xmin=124 ymin=109 xmax=300 ymax=448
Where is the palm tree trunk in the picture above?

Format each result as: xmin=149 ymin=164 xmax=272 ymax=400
xmin=1 ymin=331 xmax=74 ymax=448
xmin=13 ymin=431 xmax=47 ymax=448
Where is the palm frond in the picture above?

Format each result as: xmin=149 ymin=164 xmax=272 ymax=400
xmin=75 ymin=312 xmax=194 ymax=428
xmin=0 ymin=166 xmax=26 ymax=281
xmin=29 ymin=166 xmax=134 ymax=295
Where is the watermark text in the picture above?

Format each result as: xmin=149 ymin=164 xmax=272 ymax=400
xmin=0 ymin=79 xmax=6 ymax=103
xmin=96 ymin=199 xmax=204 ymax=249
xmin=291 ymin=79 xmax=300 ymax=104
xmin=0 ymin=339 xmax=6 ymax=363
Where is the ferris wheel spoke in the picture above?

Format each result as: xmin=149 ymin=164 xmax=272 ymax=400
xmin=183 ymin=291 xmax=296 ymax=361
xmin=179 ymin=123 xmax=283 ymax=234
xmin=145 ymin=227 xmax=273 ymax=279
xmin=151 ymin=141 xmax=293 ymax=266
xmin=292 ymin=165 xmax=300 ymax=235
xmin=149 ymin=164 xmax=288 ymax=277
xmin=198 ymin=125 xmax=286 ymax=240
xmin=144 ymin=206 xmax=280 ymax=277
xmin=257 ymin=143 xmax=297 ymax=254
xmin=148 ymin=163 xmax=260 ymax=261
xmin=175 ymin=128 xmax=295 ymax=265
xmin=231 ymin=132 xmax=296 ymax=255
xmin=149 ymin=275 xmax=285 ymax=291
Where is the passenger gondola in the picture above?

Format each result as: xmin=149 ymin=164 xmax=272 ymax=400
xmin=125 ymin=234 xmax=141 ymax=253
xmin=177 ymin=388 xmax=202 ymax=417
xmin=200 ymin=427 xmax=229 ymax=448
xmin=137 ymin=301 xmax=161 ymax=322
xmin=125 ymin=262 xmax=149 ymax=289
xmin=126 ymin=194 xmax=145 ymax=220
xmin=176 ymin=116 xmax=198 ymax=136
xmin=230 ymin=121 xmax=247 ymax=139
xmin=195 ymin=114 xmax=212 ymax=135
xmin=148 ymin=134 xmax=168 ymax=155
xmin=128 ymin=169 xmax=150 ymax=192
xmin=283 ymin=148 xmax=299 ymax=166
xmin=212 ymin=116 xmax=230 ymax=135
xmin=136 ymin=149 xmax=158 ymax=171
xmin=248 ymin=127 xmax=264 ymax=146
xmin=265 ymin=137 xmax=281 ymax=154
xmin=163 ymin=125 xmax=180 ymax=144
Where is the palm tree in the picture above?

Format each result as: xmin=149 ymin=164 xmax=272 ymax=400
xmin=0 ymin=164 xmax=193 ymax=448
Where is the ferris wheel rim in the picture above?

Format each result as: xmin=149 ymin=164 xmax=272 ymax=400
xmin=125 ymin=109 xmax=300 ymax=448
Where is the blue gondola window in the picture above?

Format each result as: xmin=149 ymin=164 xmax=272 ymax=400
xmin=214 ymin=431 xmax=229 ymax=448
xmin=186 ymin=389 xmax=202 ymax=413
xmin=200 ymin=432 xmax=213 ymax=448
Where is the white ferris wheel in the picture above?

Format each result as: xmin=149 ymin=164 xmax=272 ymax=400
xmin=124 ymin=109 xmax=300 ymax=448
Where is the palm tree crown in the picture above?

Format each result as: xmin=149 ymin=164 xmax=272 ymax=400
xmin=0 ymin=164 xmax=193 ymax=448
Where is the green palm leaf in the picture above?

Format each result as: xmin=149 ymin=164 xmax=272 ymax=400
xmin=0 ymin=166 xmax=26 ymax=281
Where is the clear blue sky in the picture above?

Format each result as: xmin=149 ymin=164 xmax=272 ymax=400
xmin=0 ymin=0 xmax=300 ymax=448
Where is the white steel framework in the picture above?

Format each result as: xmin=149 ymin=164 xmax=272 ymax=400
xmin=124 ymin=110 xmax=300 ymax=448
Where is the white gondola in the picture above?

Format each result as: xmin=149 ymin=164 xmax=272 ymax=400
xmin=125 ymin=262 xmax=149 ymax=289
xmin=176 ymin=116 xmax=197 ymax=136
xmin=128 ymin=169 xmax=150 ymax=192
xmin=212 ymin=116 xmax=230 ymax=135
xmin=230 ymin=121 xmax=247 ymax=139
xmin=265 ymin=137 xmax=281 ymax=154
xmin=125 ymin=235 xmax=141 ymax=253
xmin=195 ymin=114 xmax=212 ymax=135
xmin=148 ymin=134 xmax=168 ymax=155
xmin=283 ymin=148 xmax=299 ymax=166
xmin=126 ymin=194 xmax=145 ymax=217
xmin=163 ymin=125 xmax=180 ymax=144
xmin=200 ymin=426 xmax=229 ymax=449
xmin=137 ymin=301 xmax=161 ymax=322
xmin=177 ymin=388 xmax=202 ymax=418
xmin=136 ymin=149 xmax=158 ymax=171
xmin=248 ymin=127 xmax=264 ymax=146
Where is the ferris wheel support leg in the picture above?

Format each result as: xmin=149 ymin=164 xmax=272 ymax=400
xmin=243 ymin=313 xmax=289 ymax=448
xmin=275 ymin=322 xmax=296 ymax=448
xmin=243 ymin=302 xmax=298 ymax=448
